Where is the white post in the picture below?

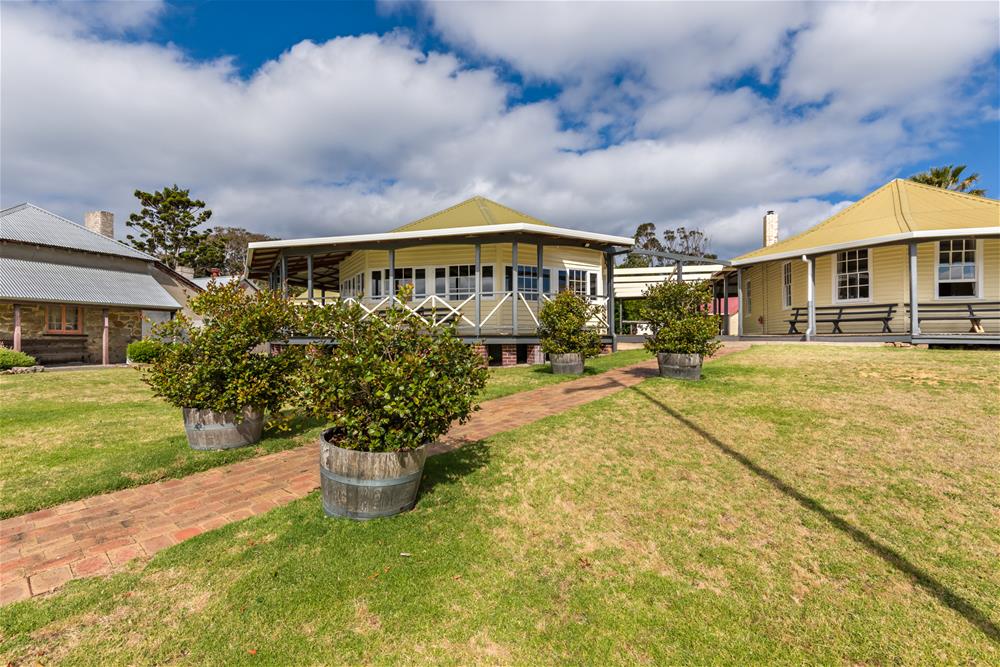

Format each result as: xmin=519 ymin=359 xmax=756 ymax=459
xmin=102 ymin=308 xmax=110 ymax=366
xmin=736 ymin=267 xmax=744 ymax=337
xmin=475 ymin=243 xmax=482 ymax=337
xmin=12 ymin=304 xmax=21 ymax=352
xmin=511 ymin=240 xmax=519 ymax=335
xmin=802 ymin=255 xmax=815 ymax=341
xmin=909 ymin=241 xmax=920 ymax=336
xmin=388 ymin=248 xmax=395 ymax=305
xmin=307 ymin=255 xmax=314 ymax=302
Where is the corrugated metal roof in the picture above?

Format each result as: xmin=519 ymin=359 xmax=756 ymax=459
xmin=392 ymin=196 xmax=551 ymax=232
xmin=0 ymin=257 xmax=181 ymax=310
xmin=0 ymin=203 xmax=156 ymax=261
xmin=733 ymin=180 xmax=1000 ymax=265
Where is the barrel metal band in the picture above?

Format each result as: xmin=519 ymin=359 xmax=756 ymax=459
xmin=185 ymin=423 xmax=239 ymax=432
xmin=319 ymin=467 xmax=423 ymax=488
xmin=322 ymin=500 xmax=417 ymax=521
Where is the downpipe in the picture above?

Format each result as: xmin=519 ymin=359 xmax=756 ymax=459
xmin=801 ymin=254 xmax=814 ymax=341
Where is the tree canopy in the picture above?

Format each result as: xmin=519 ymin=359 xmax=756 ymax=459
xmin=126 ymin=185 xmax=218 ymax=272
xmin=910 ymin=165 xmax=986 ymax=197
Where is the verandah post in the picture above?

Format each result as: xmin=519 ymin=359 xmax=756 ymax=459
xmin=475 ymin=243 xmax=482 ymax=337
xmin=536 ymin=241 xmax=544 ymax=330
xmin=606 ymin=250 xmax=616 ymax=350
xmin=723 ymin=276 xmax=730 ymax=335
xmin=909 ymin=241 xmax=920 ymax=336
xmin=307 ymin=255 xmax=314 ymax=302
xmin=388 ymin=248 xmax=396 ymax=308
xmin=511 ymin=240 xmax=518 ymax=336
xmin=102 ymin=308 xmax=109 ymax=366
xmin=12 ymin=303 xmax=21 ymax=352
xmin=736 ymin=267 xmax=744 ymax=337
xmin=280 ymin=255 xmax=288 ymax=299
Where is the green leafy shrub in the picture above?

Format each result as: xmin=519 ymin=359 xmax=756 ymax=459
xmin=537 ymin=290 xmax=603 ymax=357
xmin=127 ymin=339 xmax=166 ymax=364
xmin=641 ymin=281 xmax=721 ymax=357
xmin=0 ymin=347 xmax=37 ymax=370
xmin=294 ymin=285 xmax=489 ymax=453
xmin=142 ymin=281 xmax=300 ymax=414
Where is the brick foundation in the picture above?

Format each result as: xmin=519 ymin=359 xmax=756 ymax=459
xmin=470 ymin=343 xmax=488 ymax=363
xmin=501 ymin=344 xmax=518 ymax=366
xmin=527 ymin=344 xmax=545 ymax=364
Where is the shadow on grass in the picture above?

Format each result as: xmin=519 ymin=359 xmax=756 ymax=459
xmin=419 ymin=440 xmax=492 ymax=499
xmin=631 ymin=384 xmax=1000 ymax=645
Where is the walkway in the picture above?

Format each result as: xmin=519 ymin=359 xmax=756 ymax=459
xmin=0 ymin=344 xmax=749 ymax=604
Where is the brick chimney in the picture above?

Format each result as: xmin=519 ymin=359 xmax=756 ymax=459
xmin=84 ymin=210 xmax=115 ymax=238
xmin=763 ymin=210 xmax=779 ymax=247
xmin=209 ymin=268 xmax=222 ymax=278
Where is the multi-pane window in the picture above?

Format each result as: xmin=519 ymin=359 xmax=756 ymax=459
xmin=371 ymin=270 xmax=383 ymax=298
xmin=448 ymin=265 xmax=476 ymax=298
xmin=504 ymin=266 xmax=551 ymax=300
xmin=46 ymin=304 xmax=82 ymax=334
xmin=782 ymin=262 xmax=792 ymax=308
xmin=339 ymin=273 xmax=363 ymax=299
xmin=567 ymin=269 xmax=589 ymax=296
xmin=938 ymin=239 xmax=977 ymax=298
xmin=836 ymin=248 xmax=869 ymax=301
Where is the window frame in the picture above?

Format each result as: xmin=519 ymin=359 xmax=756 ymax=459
xmin=934 ymin=238 xmax=981 ymax=300
xmin=781 ymin=261 xmax=793 ymax=310
xmin=46 ymin=304 xmax=84 ymax=334
xmin=832 ymin=248 xmax=872 ymax=304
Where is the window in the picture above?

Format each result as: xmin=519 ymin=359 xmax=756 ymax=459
xmin=371 ymin=270 xmax=383 ymax=298
xmin=836 ymin=248 xmax=869 ymax=301
xmin=448 ymin=265 xmax=476 ymax=298
xmin=339 ymin=273 xmax=363 ymax=299
xmin=481 ymin=265 xmax=494 ymax=298
xmin=937 ymin=238 xmax=977 ymax=298
xmin=435 ymin=267 xmax=446 ymax=296
xmin=782 ymin=262 xmax=792 ymax=309
xmin=46 ymin=304 xmax=83 ymax=334
xmin=567 ymin=269 xmax=589 ymax=296
xmin=503 ymin=265 xmax=550 ymax=300
xmin=589 ymin=272 xmax=598 ymax=297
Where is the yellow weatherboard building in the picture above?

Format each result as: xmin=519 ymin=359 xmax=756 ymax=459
xmin=729 ymin=179 xmax=999 ymax=343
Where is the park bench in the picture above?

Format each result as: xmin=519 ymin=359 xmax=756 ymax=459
xmin=906 ymin=301 xmax=1000 ymax=333
xmin=787 ymin=303 xmax=898 ymax=334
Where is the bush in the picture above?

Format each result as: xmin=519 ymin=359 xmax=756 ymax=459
xmin=537 ymin=290 xmax=603 ymax=357
xmin=142 ymin=281 xmax=301 ymax=415
xmin=0 ymin=346 xmax=37 ymax=370
xmin=127 ymin=339 xmax=166 ymax=364
xmin=641 ymin=281 xmax=721 ymax=357
xmin=294 ymin=285 xmax=489 ymax=453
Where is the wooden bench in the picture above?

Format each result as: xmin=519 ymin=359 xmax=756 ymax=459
xmin=906 ymin=301 xmax=1000 ymax=333
xmin=0 ymin=336 xmax=89 ymax=365
xmin=787 ymin=303 xmax=898 ymax=334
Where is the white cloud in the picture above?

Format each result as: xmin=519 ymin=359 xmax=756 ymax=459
xmin=1 ymin=1 xmax=996 ymax=261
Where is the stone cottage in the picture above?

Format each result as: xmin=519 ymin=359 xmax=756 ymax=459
xmin=0 ymin=203 xmax=201 ymax=365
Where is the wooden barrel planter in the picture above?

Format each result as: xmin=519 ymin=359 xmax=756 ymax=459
xmin=319 ymin=429 xmax=427 ymax=520
xmin=550 ymin=352 xmax=584 ymax=375
xmin=657 ymin=353 xmax=702 ymax=380
xmin=182 ymin=406 xmax=263 ymax=450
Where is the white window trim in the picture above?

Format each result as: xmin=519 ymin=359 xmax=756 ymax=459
xmin=933 ymin=238 xmax=984 ymax=301
xmin=781 ymin=261 xmax=793 ymax=310
xmin=831 ymin=248 xmax=873 ymax=304
xmin=506 ymin=265 xmax=601 ymax=299
xmin=367 ymin=264 xmax=499 ymax=302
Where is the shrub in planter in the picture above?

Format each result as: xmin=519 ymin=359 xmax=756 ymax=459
xmin=537 ymin=290 xmax=603 ymax=374
xmin=126 ymin=339 xmax=166 ymax=364
xmin=641 ymin=280 xmax=721 ymax=380
xmin=295 ymin=285 xmax=489 ymax=519
xmin=0 ymin=346 xmax=37 ymax=370
xmin=142 ymin=281 xmax=300 ymax=450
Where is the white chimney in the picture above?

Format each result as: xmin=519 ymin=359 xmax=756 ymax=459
xmin=763 ymin=210 xmax=779 ymax=247
xmin=84 ymin=210 xmax=115 ymax=238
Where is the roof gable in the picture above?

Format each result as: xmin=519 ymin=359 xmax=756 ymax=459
xmin=0 ymin=203 xmax=155 ymax=261
xmin=734 ymin=180 xmax=1000 ymax=263
xmin=391 ymin=196 xmax=550 ymax=232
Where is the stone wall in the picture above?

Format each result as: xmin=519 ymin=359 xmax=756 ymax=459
xmin=0 ymin=302 xmax=142 ymax=364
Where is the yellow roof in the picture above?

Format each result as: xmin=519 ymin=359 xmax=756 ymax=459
xmin=392 ymin=196 xmax=550 ymax=232
xmin=733 ymin=179 xmax=1000 ymax=264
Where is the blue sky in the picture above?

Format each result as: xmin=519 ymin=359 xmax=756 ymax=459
xmin=2 ymin=0 xmax=998 ymax=258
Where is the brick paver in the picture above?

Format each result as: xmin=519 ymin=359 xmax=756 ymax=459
xmin=0 ymin=344 xmax=749 ymax=603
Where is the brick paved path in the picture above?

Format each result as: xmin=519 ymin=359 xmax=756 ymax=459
xmin=0 ymin=344 xmax=749 ymax=604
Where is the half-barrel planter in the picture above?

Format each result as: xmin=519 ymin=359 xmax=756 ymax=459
xmin=319 ymin=429 xmax=427 ymax=520
xmin=182 ymin=407 xmax=263 ymax=450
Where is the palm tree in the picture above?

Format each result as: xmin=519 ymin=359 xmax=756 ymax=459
xmin=910 ymin=164 xmax=986 ymax=196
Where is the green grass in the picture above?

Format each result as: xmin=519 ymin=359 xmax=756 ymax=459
xmin=0 ymin=350 xmax=649 ymax=518
xmin=2 ymin=345 xmax=998 ymax=664
xmin=481 ymin=348 xmax=651 ymax=401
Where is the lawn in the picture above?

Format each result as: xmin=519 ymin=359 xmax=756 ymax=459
xmin=0 ymin=350 xmax=650 ymax=518
xmin=2 ymin=345 xmax=998 ymax=664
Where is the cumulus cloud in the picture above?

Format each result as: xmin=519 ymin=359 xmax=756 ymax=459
xmin=1 ymin=0 xmax=997 ymax=260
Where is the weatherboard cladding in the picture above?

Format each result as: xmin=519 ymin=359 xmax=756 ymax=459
xmin=0 ymin=203 xmax=155 ymax=261
xmin=0 ymin=257 xmax=180 ymax=310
